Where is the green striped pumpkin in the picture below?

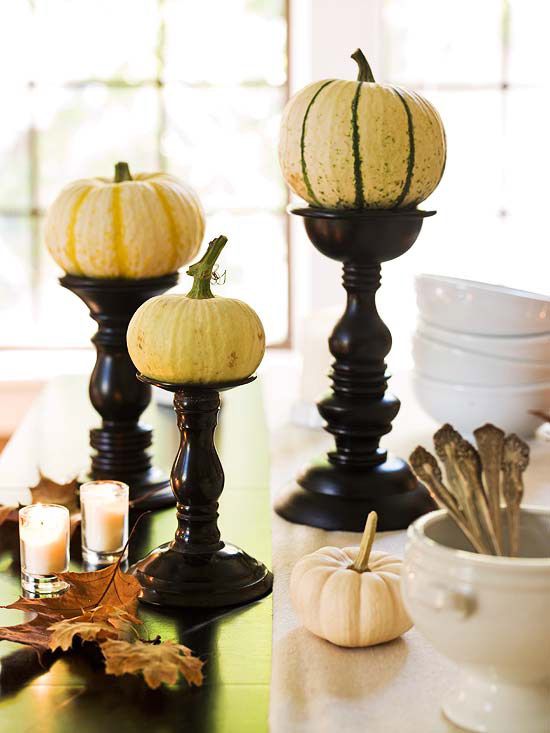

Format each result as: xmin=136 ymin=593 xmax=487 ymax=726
xmin=279 ymin=50 xmax=446 ymax=210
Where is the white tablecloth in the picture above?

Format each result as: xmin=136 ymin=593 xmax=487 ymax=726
xmin=269 ymin=373 xmax=550 ymax=733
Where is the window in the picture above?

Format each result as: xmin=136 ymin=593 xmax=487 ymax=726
xmin=373 ymin=0 xmax=550 ymax=366
xmin=0 ymin=0 xmax=288 ymax=351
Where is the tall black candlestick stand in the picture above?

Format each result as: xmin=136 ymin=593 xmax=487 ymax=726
xmin=131 ymin=375 xmax=273 ymax=608
xmin=275 ymin=207 xmax=437 ymax=531
xmin=60 ymin=273 xmax=178 ymax=509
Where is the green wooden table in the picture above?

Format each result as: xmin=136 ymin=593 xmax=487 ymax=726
xmin=0 ymin=375 xmax=272 ymax=733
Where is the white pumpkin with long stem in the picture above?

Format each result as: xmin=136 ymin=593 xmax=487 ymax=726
xmin=45 ymin=162 xmax=205 ymax=279
xmin=127 ymin=235 xmax=265 ymax=384
xmin=279 ymin=49 xmax=446 ymax=210
xmin=290 ymin=512 xmax=412 ymax=647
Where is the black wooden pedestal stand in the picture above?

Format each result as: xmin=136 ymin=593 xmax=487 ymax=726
xmin=131 ymin=375 xmax=273 ymax=608
xmin=274 ymin=207 xmax=437 ymax=531
xmin=60 ymin=273 xmax=178 ymax=509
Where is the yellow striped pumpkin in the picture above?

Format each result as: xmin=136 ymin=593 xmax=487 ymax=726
xmin=279 ymin=50 xmax=446 ymax=210
xmin=45 ymin=162 xmax=205 ymax=279
xmin=127 ymin=236 xmax=265 ymax=384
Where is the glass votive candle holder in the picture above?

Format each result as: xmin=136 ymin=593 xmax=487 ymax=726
xmin=80 ymin=481 xmax=129 ymax=565
xmin=19 ymin=504 xmax=70 ymax=596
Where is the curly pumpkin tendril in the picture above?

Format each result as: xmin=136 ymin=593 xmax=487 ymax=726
xmin=187 ymin=235 xmax=228 ymax=299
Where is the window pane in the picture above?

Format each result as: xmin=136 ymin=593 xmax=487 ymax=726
xmin=0 ymin=217 xmax=34 ymax=346
xmin=382 ymin=0 xmax=503 ymax=85
xmin=164 ymin=85 xmax=285 ymax=211
xmin=424 ymin=90 xmax=503 ymax=214
xmin=408 ymin=212 xmax=547 ymax=306
xmin=0 ymin=1 xmax=289 ymax=350
xmin=176 ymin=212 xmax=289 ymax=345
xmin=0 ymin=2 xmax=32 ymax=84
xmin=408 ymin=214 xmax=508 ymax=285
xmin=504 ymin=89 xmax=547 ymax=213
xmin=508 ymin=1 xmax=550 ymax=84
xmin=384 ymin=214 xmax=510 ymax=369
xmin=163 ymin=0 xmax=286 ymax=85
xmin=36 ymin=86 xmax=160 ymax=209
xmin=36 ymin=220 xmax=95 ymax=348
xmin=488 ymin=215 xmax=550 ymax=295
xmin=36 ymin=212 xmax=289 ymax=347
xmin=33 ymin=0 xmax=159 ymax=82
xmin=0 ymin=88 xmax=31 ymax=210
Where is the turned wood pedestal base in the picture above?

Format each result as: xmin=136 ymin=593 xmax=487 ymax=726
xmin=279 ymin=460 xmax=434 ymax=532
xmin=275 ymin=208 xmax=436 ymax=532
xmin=132 ymin=376 xmax=273 ymax=608
xmin=61 ymin=273 xmax=178 ymax=509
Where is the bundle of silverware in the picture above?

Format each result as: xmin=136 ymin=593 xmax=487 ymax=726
xmin=410 ymin=423 xmax=529 ymax=556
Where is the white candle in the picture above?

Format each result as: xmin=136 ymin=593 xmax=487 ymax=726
xmin=80 ymin=481 xmax=129 ymax=558
xmin=19 ymin=504 xmax=70 ymax=576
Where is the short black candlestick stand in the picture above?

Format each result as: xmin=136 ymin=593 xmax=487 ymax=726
xmin=60 ymin=273 xmax=179 ymax=509
xmin=275 ymin=207 xmax=437 ymax=532
xmin=131 ymin=375 xmax=273 ymax=608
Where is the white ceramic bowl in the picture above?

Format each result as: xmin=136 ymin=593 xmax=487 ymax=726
xmin=413 ymin=332 xmax=550 ymax=386
xmin=413 ymin=373 xmax=550 ymax=437
xmin=416 ymin=274 xmax=550 ymax=336
xmin=418 ymin=318 xmax=550 ymax=363
xmin=402 ymin=507 xmax=550 ymax=733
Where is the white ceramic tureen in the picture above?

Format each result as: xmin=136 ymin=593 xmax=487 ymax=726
xmin=402 ymin=507 xmax=550 ymax=733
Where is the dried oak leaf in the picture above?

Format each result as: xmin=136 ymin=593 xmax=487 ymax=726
xmin=100 ymin=638 xmax=204 ymax=689
xmin=48 ymin=608 xmax=139 ymax=652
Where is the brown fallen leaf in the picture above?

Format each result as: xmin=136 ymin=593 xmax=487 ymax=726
xmin=31 ymin=473 xmax=81 ymax=534
xmin=99 ymin=605 xmax=141 ymax=634
xmin=101 ymin=638 xmax=204 ymax=689
xmin=0 ymin=588 xmax=204 ymax=689
xmin=0 ymin=529 xmax=204 ymax=688
xmin=0 ymin=558 xmax=140 ymax=657
xmin=0 ymin=505 xmax=17 ymax=525
xmin=48 ymin=608 xmax=139 ymax=652
xmin=0 ymin=612 xmax=58 ymax=655
xmin=49 ymin=617 xmax=118 ymax=651
xmin=29 ymin=473 xmax=79 ymax=514
xmin=530 ymin=409 xmax=550 ymax=423
xmin=0 ymin=472 xmax=81 ymax=532
xmin=0 ymin=473 xmax=168 ymax=535
xmin=7 ymin=562 xmax=141 ymax=619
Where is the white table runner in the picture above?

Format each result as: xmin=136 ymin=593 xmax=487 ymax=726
xmin=269 ymin=373 xmax=550 ymax=733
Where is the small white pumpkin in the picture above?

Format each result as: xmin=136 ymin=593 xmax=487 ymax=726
xmin=127 ymin=235 xmax=265 ymax=384
xmin=290 ymin=512 xmax=412 ymax=647
xmin=45 ymin=162 xmax=205 ymax=279
xmin=279 ymin=49 xmax=446 ymax=210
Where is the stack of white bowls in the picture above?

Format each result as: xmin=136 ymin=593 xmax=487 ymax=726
xmin=413 ymin=274 xmax=550 ymax=437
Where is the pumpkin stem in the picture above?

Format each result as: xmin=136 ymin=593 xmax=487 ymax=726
xmin=351 ymin=49 xmax=375 ymax=83
xmin=352 ymin=511 xmax=378 ymax=572
xmin=187 ymin=235 xmax=228 ymax=299
xmin=114 ymin=162 xmax=133 ymax=183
